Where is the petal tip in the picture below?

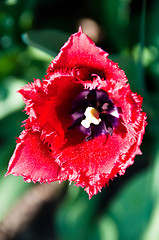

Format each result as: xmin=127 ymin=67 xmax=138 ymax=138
xmin=4 ymin=172 xmax=9 ymax=177
xmin=78 ymin=26 xmax=83 ymax=33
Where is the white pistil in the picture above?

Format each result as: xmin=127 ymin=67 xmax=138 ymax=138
xmin=81 ymin=107 xmax=101 ymax=128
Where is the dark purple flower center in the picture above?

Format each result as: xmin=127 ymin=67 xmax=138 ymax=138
xmin=68 ymin=89 xmax=120 ymax=141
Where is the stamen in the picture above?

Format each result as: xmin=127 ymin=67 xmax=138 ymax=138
xmin=85 ymin=125 xmax=95 ymax=141
xmin=86 ymin=89 xmax=97 ymax=107
xmin=68 ymin=88 xmax=120 ymax=140
xmin=102 ymin=103 xmax=109 ymax=110
xmin=68 ymin=116 xmax=85 ymax=130
xmin=109 ymin=108 xmax=119 ymax=118
xmin=108 ymin=127 xmax=113 ymax=136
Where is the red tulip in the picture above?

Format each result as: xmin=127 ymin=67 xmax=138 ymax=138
xmin=6 ymin=27 xmax=147 ymax=199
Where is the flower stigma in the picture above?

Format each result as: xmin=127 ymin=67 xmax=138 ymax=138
xmin=68 ymin=89 xmax=120 ymax=141
xmin=81 ymin=107 xmax=101 ymax=128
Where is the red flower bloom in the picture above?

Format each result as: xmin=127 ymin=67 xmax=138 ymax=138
xmin=6 ymin=27 xmax=147 ymax=199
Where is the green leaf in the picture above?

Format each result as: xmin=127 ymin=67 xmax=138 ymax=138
xmin=22 ymin=29 xmax=70 ymax=57
xmin=100 ymin=0 xmax=130 ymax=51
xmin=106 ymin=169 xmax=153 ymax=240
xmin=2 ymin=0 xmax=18 ymax=5
xmin=142 ymin=141 xmax=159 ymax=240
xmin=0 ymin=77 xmax=26 ymax=120
xmin=110 ymin=53 xmax=139 ymax=93
xmin=0 ymin=174 xmax=30 ymax=220
xmin=146 ymin=0 xmax=159 ymax=47
xmin=0 ymin=110 xmax=26 ymax=175
xmin=54 ymin=185 xmax=101 ymax=240
xmin=98 ymin=215 xmax=119 ymax=240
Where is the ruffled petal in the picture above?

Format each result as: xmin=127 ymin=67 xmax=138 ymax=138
xmin=47 ymin=27 xmax=109 ymax=74
xmin=46 ymin=29 xmax=128 ymax=95
xmin=6 ymin=130 xmax=62 ymax=183
xmin=20 ymin=74 xmax=85 ymax=150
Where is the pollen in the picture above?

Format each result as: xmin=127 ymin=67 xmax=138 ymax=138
xmin=81 ymin=107 xmax=101 ymax=128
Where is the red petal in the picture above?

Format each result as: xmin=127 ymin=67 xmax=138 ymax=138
xmin=47 ymin=28 xmax=128 ymax=92
xmin=6 ymin=130 xmax=61 ymax=183
xmin=47 ymin=28 xmax=109 ymax=73
xmin=19 ymin=75 xmax=83 ymax=146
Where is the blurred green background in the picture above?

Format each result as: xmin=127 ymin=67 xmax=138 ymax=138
xmin=0 ymin=0 xmax=159 ymax=239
